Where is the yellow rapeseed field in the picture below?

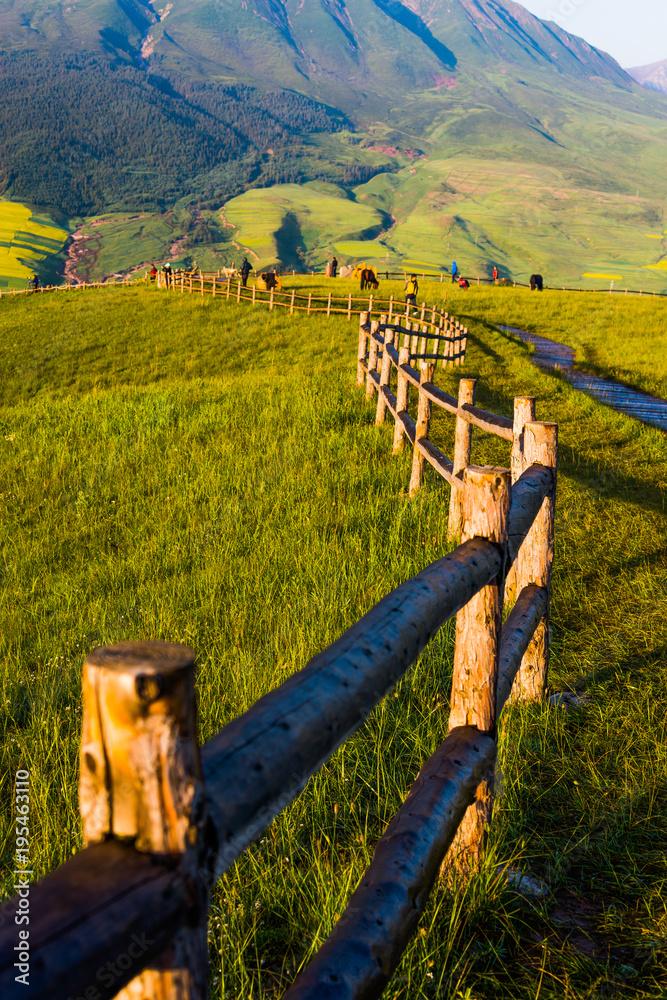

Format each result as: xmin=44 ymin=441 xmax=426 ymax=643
xmin=0 ymin=201 xmax=69 ymax=285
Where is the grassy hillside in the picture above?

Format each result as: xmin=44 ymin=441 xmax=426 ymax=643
xmin=1 ymin=283 xmax=667 ymax=997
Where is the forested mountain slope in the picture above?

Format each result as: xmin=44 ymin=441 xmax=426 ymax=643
xmin=0 ymin=0 xmax=666 ymax=287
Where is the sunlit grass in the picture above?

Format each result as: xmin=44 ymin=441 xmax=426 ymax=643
xmin=1 ymin=283 xmax=667 ymax=997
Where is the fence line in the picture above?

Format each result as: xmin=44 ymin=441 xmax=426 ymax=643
xmin=0 ymin=298 xmax=558 ymax=1000
xmin=157 ymin=270 xmax=462 ymax=338
xmin=358 ymin=311 xmax=508 ymax=514
xmin=0 ymin=276 xmax=147 ymax=299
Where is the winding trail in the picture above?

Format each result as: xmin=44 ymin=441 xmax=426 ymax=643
xmin=500 ymin=325 xmax=667 ymax=432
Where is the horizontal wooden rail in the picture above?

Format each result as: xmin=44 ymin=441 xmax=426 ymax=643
xmin=416 ymin=437 xmax=455 ymax=483
xmin=283 ymin=727 xmax=496 ymax=1000
xmin=507 ymin=464 xmax=555 ymax=564
xmin=496 ymin=585 xmax=548 ymax=714
xmin=459 ymin=403 xmax=513 ymax=440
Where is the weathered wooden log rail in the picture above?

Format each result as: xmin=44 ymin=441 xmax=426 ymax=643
xmin=0 ymin=390 xmax=557 ymax=1000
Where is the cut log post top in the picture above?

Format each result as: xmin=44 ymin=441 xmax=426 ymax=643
xmin=80 ymin=641 xmax=202 ymax=853
xmin=79 ymin=641 xmax=209 ymax=999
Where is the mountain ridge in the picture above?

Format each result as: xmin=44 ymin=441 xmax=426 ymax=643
xmin=628 ymin=57 xmax=667 ymax=96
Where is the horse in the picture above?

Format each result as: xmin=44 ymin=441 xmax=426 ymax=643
xmin=360 ymin=268 xmax=379 ymax=291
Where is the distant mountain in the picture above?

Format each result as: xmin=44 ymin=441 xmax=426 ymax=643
xmin=628 ymin=58 xmax=667 ymax=95
xmin=0 ymin=0 xmax=666 ymax=288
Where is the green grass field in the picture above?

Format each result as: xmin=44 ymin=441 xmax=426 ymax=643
xmin=1 ymin=281 xmax=667 ymax=998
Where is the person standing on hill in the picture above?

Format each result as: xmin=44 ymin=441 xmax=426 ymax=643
xmin=493 ymin=265 xmax=498 ymax=282
xmin=404 ymin=274 xmax=418 ymax=308
xmin=240 ymin=258 xmax=251 ymax=288
xmin=451 ymin=260 xmax=458 ymax=283
xmin=150 ymin=264 xmax=157 ymax=282
xmin=163 ymin=262 xmax=173 ymax=286
xmin=331 ymin=256 xmax=338 ymax=278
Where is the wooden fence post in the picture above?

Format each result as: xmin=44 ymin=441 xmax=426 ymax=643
xmin=393 ymin=346 xmax=411 ymax=454
xmin=366 ymin=320 xmax=380 ymax=400
xmin=327 ymin=292 xmax=332 ymax=317
xmin=270 ymin=287 xmax=274 ymax=311
xmin=347 ymin=293 xmax=352 ymax=321
xmin=408 ymin=362 xmax=435 ymax=497
xmin=447 ymin=466 xmax=510 ymax=870
xmin=447 ymin=379 xmax=477 ymax=539
xmin=252 ymin=285 xmax=256 ymax=305
xmin=308 ymin=292 xmax=312 ymax=315
xmin=79 ymin=641 xmax=208 ymax=999
xmin=388 ymin=295 xmax=394 ymax=322
xmin=237 ymin=281 xmax=242 ymax=303
xmin=226 ymin=278 xmax=231 ymax=300
xmin=290 ymin=289 xmax=296 ymax=314
xmin=505 ymin=397 xmax=537 ymax=608
xmin=510 ymin=422 xmax=558 ymax=703
xmin=375 ymin=328 xmax=395 ymax=426
xmin=200 ymin=274 xmax=204 ymax=297
xmin=357 ymin=311 xmax=369 ymax=386
xmin=459 ymin=326 xmax=468 ymax=366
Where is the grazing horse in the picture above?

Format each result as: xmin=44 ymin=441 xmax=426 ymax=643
xmin=530 ymin=274 xmax=544 ymax=291
xmin=360 ymin=268 xmax=379 ymax=291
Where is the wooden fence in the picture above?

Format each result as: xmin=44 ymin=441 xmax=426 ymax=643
xmin=0 ymin=321 xmax=557 ymax=1000
xmin=0 ymin=277 xmax=143 ymax=298
xmin=157 ymin=269 xmax=461 ymax=334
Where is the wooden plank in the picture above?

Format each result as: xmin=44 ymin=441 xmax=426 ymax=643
xmin=376 ymin=328 xmax=396 ymax=425
xmin=393 ymin=346 xmax=411 ymax=453
xmin=0 ymin=841 xmax=190 ymax=1000
xmin=380 ymin=384 xmax=397 ymax=416
xmin=496 ymin=585 xmax=548 ymax=716
xmin=506 ymin=397 xmax=538 ymax=608
xmin=396 ymin=409 xmax=416 ymax=445
xmin=416 ymin=438 xmax=455 ymax=484
xmin=511 ymin=423 xmax=558 ymax=702
xmin=409 ymin=363 xmax=434 ymax=497
xmin=397 ymin=361 xmax=422 ymax=390
xmin=458 ymin=403 xmax=514 ymax=441
xmin=419 ymin=382 xmax=459 ymax=415
xmin=447 ymin=380 xmax=477 ymax=539
xmin=385 ymin=342 xmax=399 ymax=365
xmin=507 ymin=464 xmax=554 ymax=565
xmin=282 ymin=728 xmax=495 ymax=1000
xmin=357 ymin=314 xmax=369 ymax=386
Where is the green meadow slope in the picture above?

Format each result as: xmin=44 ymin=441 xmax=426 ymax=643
xmin=1 ymin=283 xmax=667 ymax=997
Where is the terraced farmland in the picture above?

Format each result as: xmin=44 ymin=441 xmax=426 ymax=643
xmin=0 ymin=201 xmax=69 ymax=288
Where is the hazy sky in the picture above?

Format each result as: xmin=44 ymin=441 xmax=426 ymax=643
xmin=516 ymin=0 xmax=667 ymax=68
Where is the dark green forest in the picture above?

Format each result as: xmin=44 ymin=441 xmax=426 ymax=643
xmin=0 ymin=52 xmax=381 ymax=215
